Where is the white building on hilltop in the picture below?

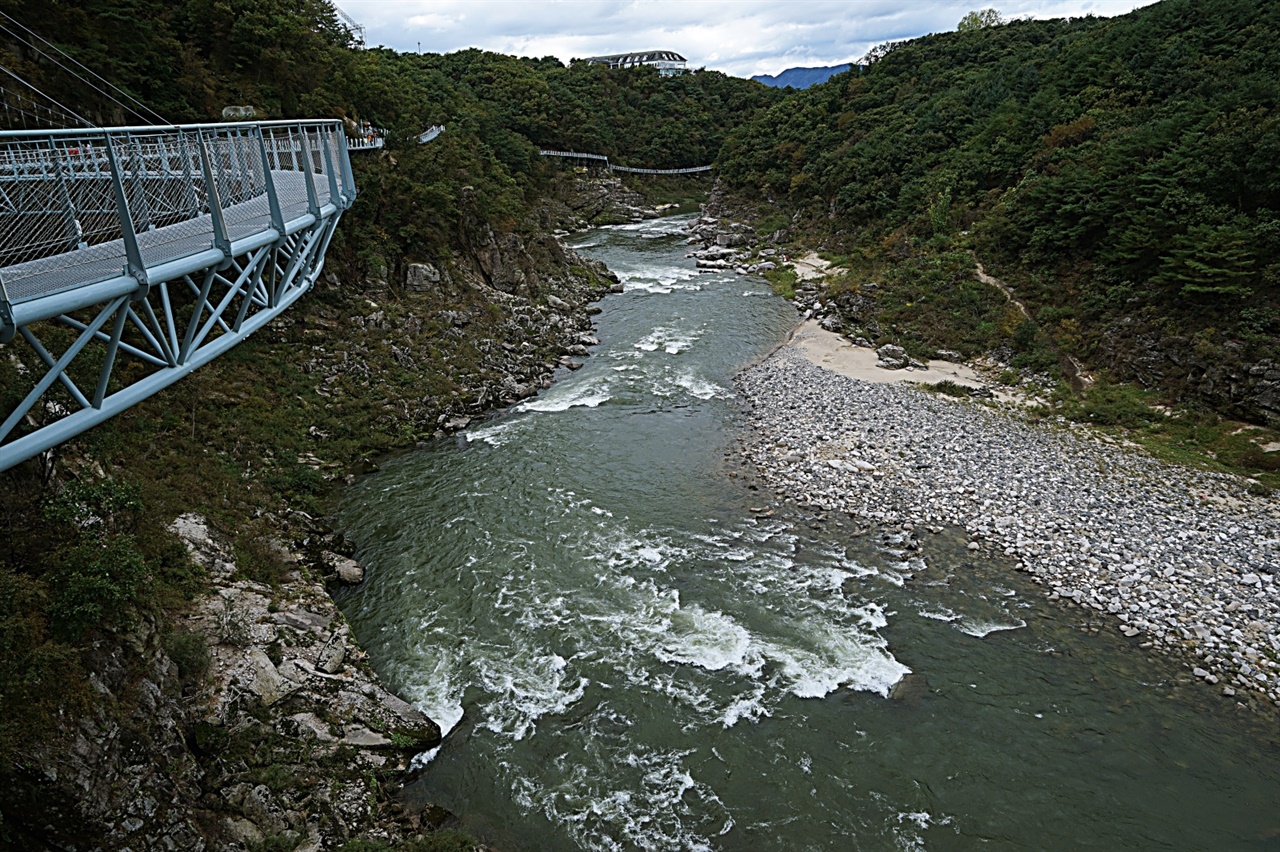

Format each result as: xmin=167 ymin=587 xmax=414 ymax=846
xmin=581 ymin=51 xmax=687 ymax=76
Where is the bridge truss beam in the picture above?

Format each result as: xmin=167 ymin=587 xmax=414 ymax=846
xmin=0 ymin=120 xmax=354 ymax=472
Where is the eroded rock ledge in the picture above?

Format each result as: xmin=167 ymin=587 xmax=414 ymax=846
xmin=170 ymin=514 xmax=445 ymax=850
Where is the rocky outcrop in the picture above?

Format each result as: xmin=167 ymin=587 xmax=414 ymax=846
xmin=173 ymin=514 xmax=447 ymax=850
xmin=1099 ymin=317 xmax=1280 ymax=429
xmin=537 ymin=173 xmax=675 ymax=230
xmin=3 ymin=514 xmax=455 ymax=851
xmin=4 ymin=612 xmax=207 ymax=851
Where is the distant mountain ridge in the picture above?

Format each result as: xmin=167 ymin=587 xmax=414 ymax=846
xmin=752 ymin=64 xmax=853 ymax=89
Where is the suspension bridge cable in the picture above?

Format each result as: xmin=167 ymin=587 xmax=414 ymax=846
xmin=0 ymin=10 xmax=170 ymax=126
xmin=0 ymin=63 xmax=93 ymax=127
xmin=0 ymin=87 xmax=85 ymax=128
xmin=0 ymin=18 xmax=166 ymax=126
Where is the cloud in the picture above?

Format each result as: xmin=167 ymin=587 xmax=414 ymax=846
xmin=338 ymin=0 xmax=1160 ymax=77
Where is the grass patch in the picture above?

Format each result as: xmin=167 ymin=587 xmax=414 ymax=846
xmin=926 ymin=380 xmax=973 ymax=398
xmin=1047 ymin=378 xmax=1280 ymax=491
xmin=764 ymin=267 xmax=798 ymax=300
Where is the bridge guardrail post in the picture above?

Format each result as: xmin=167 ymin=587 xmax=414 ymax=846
xmin=256 ymin=127 xmax=286 ymax=309
xmin=255 ymin=126 xmax=285 ymax=237
xmin=103 ymin=133 xmax=149 ymax=293
xmin=336 ymin=128 xmax=357 ymax=206
xmin=318 ymin=130 xmax=344 ymax=210
xmin=128 ymin=135 xmax=154 ymax=232
xmin=197 ymin=130 xmax=231 ymax=258
xmin=176 ymin=131 xmax=201 ymax=219
xmin=0 ymin=273 xmax=13 ymax=344
xmin=49 ymin=138 xmax=82 ymax=252
xmin=297 ymin=127 xmax=321 ymax=218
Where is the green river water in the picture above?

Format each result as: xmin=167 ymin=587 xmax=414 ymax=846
xmin=337 ymin=215 xmax=1280 ymax=851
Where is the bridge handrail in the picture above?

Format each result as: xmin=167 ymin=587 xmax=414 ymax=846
xmin=538 ymin=149 xmax=712 ymax=175
xmin=0 ymin=119 xmax=354 ymax=138
xmin=0 ymin=119 xmax=355 ymax=332
xmin=611 ymin=165 xmax=713 ymax=174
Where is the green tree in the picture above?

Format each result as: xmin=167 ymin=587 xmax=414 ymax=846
xmin=957 ymin=8 xmax=1005 ymax=31
xmin=1152 ymin=224 xmax=1256 ymax=297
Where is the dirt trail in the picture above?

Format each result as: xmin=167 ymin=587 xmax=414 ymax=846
xmin=974 ymin=259 xmax=1092 ymax=388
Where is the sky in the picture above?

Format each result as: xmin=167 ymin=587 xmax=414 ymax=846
xmin=339 ymin=0 xmax=1162 ymax=78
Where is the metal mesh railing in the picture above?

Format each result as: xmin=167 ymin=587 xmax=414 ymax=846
xmin=0 ymin=120 xmax=352 ymax=306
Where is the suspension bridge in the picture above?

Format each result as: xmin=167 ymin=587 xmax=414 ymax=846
xmin=539 ymin=150 xmax=712 ymax=175
xmin=0 ymin=120 xmax=355 ymax=471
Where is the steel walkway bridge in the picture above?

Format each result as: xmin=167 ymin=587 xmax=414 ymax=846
xmin=0 ymin=120 xmax=355 ymax=471
xmin=539 ymin=149 xmax=712 ymax=175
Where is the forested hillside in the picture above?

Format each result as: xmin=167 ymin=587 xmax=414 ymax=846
xmin=718 ymin=0 xmax=1280 ymax=426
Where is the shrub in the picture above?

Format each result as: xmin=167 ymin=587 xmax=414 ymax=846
xmin=1066 ymin=379 xmax=1156 ymax=429
xmin=930 ymin=380 xmax=972 ymax=397
xmin=163 ymin=630 xmax=210 ymax=690
xmin=49 ymin=536 xmax=151 ymax=640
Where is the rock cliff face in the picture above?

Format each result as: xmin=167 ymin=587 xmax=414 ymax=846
xmin=3 ymin=203 xmax=620 ymax=849
xmin=536 ymin=173 xmax=663 ymax=230
xmin=7 ymin=613 xmax=206 ymax=850
xmin=7 ymin=515 xmax=448 ymax=852
xmin=1099 ymin=316 xmax=1280 ymax=429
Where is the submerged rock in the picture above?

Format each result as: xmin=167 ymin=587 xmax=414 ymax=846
xmin=889 ymin=673 xmax=931 ymax=706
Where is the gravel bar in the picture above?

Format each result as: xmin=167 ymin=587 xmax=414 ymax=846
xmin=735 ymin=347 xmax=1280 ymax=709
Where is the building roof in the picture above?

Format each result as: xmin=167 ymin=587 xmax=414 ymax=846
xmin=583 ymin=51 xmax=686 ymax=64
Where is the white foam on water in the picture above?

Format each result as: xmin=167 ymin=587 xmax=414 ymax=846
xmin=411 ymin=746 xmax=441 ymax=770
xmin=672 ymin=371 xmax=725 ymax=400
xmin=919 ymin=607 xmax=962 ymax=622
xmin=517 ymin=381 xmax=612 ymax=412
xmin=721 ymin=683 xmax=770 ymax=728
xmin=956 ymin=617 xmax=1027 ymax=638
xmin=509 ymin=744 xmax=725 ymax=852
xmin=631 ymin=281 xmax=673 ymax=294
xmin=634 ymin=327 xmax=700 ymax=355
xmin=756 ymin=622 xmax=909 ymax=700
xmin=385 ymin=508 xmax=914 ymax=848
xmin=403 ymin=655 xmax=466 ymax=737
xmin=464 ymin=420 xmax=519 ymax=446
xmin=616 ymin=259 xmax=703 ymax=295
xmin=476 ymin=651 xmax=589 ymax=741
xmin=655 ymin=605 xmax=755 ymax=672
xmin=892 ymin=810 xmax=956 ymax=851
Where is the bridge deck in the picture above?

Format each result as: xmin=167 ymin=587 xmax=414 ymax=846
xmin=0 ymin=171 xmax=327 ymax=307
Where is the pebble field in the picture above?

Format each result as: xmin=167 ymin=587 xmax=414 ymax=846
xmin=735 ymin=348 xmax=1280 ymax=710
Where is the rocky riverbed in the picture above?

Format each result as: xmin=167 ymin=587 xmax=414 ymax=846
xmin=735 ymin=344 xmax=1280 ymax=711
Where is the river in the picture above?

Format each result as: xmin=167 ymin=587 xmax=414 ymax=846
xmin=337 ymin=214 xmax=1280 ymax=851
